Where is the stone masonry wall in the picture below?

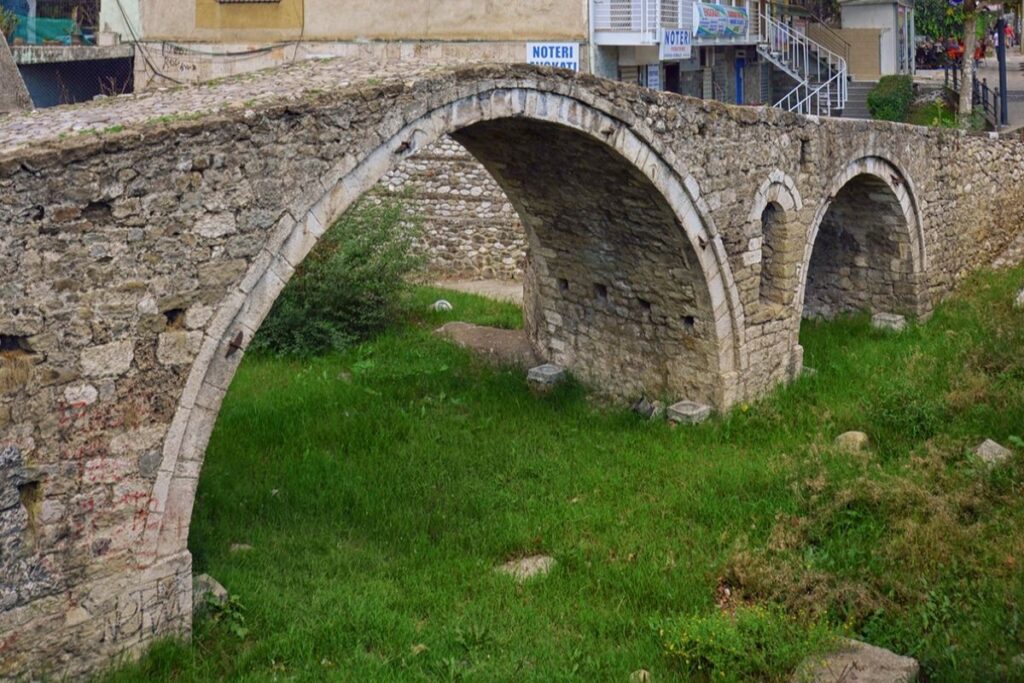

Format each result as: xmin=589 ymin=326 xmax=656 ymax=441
xmin=2 ymin=61 xmax=1024 ymax=682
xmin=377 ymin=136 xmax=526 ymax=280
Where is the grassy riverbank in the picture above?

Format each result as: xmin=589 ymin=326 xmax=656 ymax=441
xmin=103 ymin=269 xmax=1024 ymax=682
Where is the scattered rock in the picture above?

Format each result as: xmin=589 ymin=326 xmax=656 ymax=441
xmin=629 ymin=669 xmax=652 ymax=683
xmin=802 ymin=366 xmax=818 ymax=378
xmin=666 ymin=400 xmax=712 ymax=425
xmin=229 ymin=543 xmax=253 ymax=553
xmin=871 ymin=313 xmax=907 ymax=332
xmin=430 ymin=299 xmax=453 ymax=312
xmin=835 ymin=431 xmax=870 ymax=453
xmin=435 ymin=321 xmax=540 ymax=369
xmin=792 ymin=639 xmax=919 ymax=682
xmin=1015 ymin=288 xmax=1024 ymax=309
xmin=496 ymin=554 xmax=555 ymax=582
xmin=192 ymin=573 xmax=228 ymax=614
xmin=974 ymin=439 xmax=1012 ymax=467
xmin=527 ymin=363 xmax=567 ymax=389
xmin=632 ymin=396 xmax=665 ymax=420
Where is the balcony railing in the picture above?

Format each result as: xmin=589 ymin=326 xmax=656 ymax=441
xmin=593 ymin=0 xmax=689 ymax=44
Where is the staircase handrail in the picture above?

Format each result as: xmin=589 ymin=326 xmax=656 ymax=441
xmin=804 ymin=11 xmax=851 ymax=63
xmin=759 ymin=11 xmax=848 ymax=115
xmin=788 ymin=65 xmax=847 ymax=116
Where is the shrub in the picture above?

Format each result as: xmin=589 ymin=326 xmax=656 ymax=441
xmin=251 ymin=198 xmax=422 ymax=356
xmin=657 ymin=605 xmax=836 ymax=682
xmin=867 ymin=75 xmax=914 ymax=122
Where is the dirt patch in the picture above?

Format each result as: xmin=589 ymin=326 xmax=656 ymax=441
xmin=435 ymin=322 xmax=541 ymax=369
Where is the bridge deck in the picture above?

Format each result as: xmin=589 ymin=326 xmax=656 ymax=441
xmin=0 ymin=56 xmax=482 ymax=155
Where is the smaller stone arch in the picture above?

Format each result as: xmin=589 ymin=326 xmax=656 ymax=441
xmin=798 ymin=156 xmax=929 ymax=320
xmin=747 ymin=171 xmax=804 ymax=308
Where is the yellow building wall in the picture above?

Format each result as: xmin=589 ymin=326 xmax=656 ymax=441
xmin=143 ymin=0 xmax=586 ymax=43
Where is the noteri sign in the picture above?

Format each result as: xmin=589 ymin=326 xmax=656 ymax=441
xmin=660 ymin=28 xmax=693 ymax=60
xmin=526 ymin=43 xmax=580 ymax=72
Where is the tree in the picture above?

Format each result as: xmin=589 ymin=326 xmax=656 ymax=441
xmin=959 ymin=0 xmax=978 ymax=120
xmin=916 ymin=0 xmax=965 ymax=40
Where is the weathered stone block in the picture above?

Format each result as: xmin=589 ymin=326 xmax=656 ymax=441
xmin=495 ymin=554 xmax=555 ymax=582
xmin=80 ymin=340 xmax=134 ymax=378
xmin=974 ymin=439 xmax=1012 ymax=467
xmin=871 ymin=312 xmax=907 ymax=332
xmin=157 ymin=331 xmax=204 ymax=366
xmin=835 ymin=431 xmax=869 ymax=453
xmin=193 ymin=573 xmax=228 ymax=614
xmin=667 ymin=401 xmax=712 ymax=424
xmin=791 ymin=639 xmax=919 ymax=682
xmin=632 ymin=397 xmax=665 ymax=420
xmin=527 ymin=363 xmax=567 ymax=387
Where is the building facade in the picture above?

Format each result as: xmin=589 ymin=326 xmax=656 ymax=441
xmin=97 ymin=0 xmax=590 ymax=88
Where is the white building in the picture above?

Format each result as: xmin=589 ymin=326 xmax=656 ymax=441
xmin=591 ymin=0 xmax=849 ymax=114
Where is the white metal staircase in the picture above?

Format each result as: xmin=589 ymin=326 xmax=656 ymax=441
xmin=756 ymin=12 xmax=848 ymax=117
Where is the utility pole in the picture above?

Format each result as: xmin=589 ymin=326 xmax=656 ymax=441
xmin=997 ymin=16 xmax=1009 ymax=125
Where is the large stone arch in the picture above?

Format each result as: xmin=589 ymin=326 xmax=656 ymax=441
xmin=797 ymin=156 xmax=929 ymax=320
xmin=143 ymin=87 xmax=746 ymax=573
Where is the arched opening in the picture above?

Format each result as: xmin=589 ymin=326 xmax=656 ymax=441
xmin=452 ymin=118 xmax=718 ymax=402
xmin=802 ymin=168 xmax=923 ymax=320
xmin=758 ymin=201 xmax=784 ymax=305
xmin=147 ymin=88 xmax=745 ymax=573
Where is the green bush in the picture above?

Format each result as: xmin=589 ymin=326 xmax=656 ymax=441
xmin=867 ymin=75 xmax=914 ymax=122
xmin=657 ymin=605 xmax=836 ymax=682
xmin=251 ymin=198 xmax=422 ymax=356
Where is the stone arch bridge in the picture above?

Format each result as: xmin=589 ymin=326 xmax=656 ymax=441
xmin=2 ymin=60 xmax=1024 ymax=680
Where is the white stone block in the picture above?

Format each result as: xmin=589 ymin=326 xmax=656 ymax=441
xmin=527 ymin=363 xmax=567 ymax=387
xmin=80 ymin=340 xmax=135 ymax=378
xmin=667 ymin=400 xmax=712 ymax=424
xmin=871 ymin=312 xmax=907 ymax=332
xmin=974 ymin=439 xmax=1012 ymax=467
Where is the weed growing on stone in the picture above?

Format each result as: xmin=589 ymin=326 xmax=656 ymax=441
xmin=100 ymin=267 xmax=1024 ymax=682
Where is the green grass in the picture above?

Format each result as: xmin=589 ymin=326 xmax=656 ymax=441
xmin=101 ymin=274 xmax=1024 ymax=682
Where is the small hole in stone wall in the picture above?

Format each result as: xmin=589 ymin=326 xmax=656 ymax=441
xmin=557 ymin=278 xmax=569 ymax=292
xmin=18 ymin=480 xmax=42 ymax=542
xmin=800 ymin=139 xmax=810 ymax=166
xmin=594 ymin=283 xmax=608 ymax=301
xmin=81 ymin=201 xmax=112 ymax=222
xmin=639 ymin=298 xmax=652 ymax=312
xmin=163 ymin=309 xmax=186 ymax=330
xmin=682 ymin=315 xmax=696 ymax=332
xmin=29 ymin=205 xmax=44 ymax=221
xmin=0 ymin=335 xmax=32 ymax=353
xmin=18 ymin=480 xmax=40 ymax=509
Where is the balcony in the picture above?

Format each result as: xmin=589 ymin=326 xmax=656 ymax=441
xmin=593 ymin=0 xmax=756 ymax=47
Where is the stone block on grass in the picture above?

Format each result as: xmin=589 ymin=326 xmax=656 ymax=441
xmin=666 ymin=401 xmax=711 ymax=425
xmin=527 ymin=363 xmax=566 ymax=389
xmin=974 ymin=439 xmax=1012 ymax=467
xmin=495 ymin=554 xmax=556 ymax=582
xmin=871 ymin=312 xmax=907 ymax=332
xmin=193 ymin=573 xmax=228 ymax=614
xmin=791 ymin=638 xmax=919 ymax=682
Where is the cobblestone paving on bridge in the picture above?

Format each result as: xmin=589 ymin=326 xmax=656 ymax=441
xmin=0 ymin=57 xmax=462 ymax=154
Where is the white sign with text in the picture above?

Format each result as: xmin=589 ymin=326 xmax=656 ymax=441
xmin=526 ymin=43 xmax=580 ymax=72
